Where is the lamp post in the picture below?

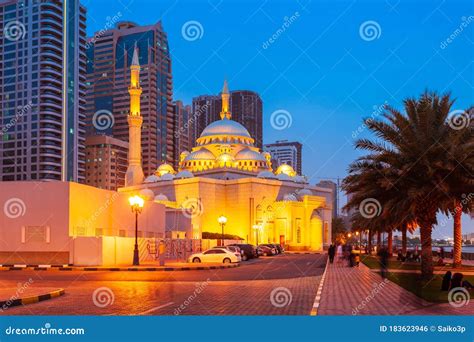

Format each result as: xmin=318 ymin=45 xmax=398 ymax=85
xmin=356 ymin=231 xmax=361 ymax=249
xmin=129 ymin=195 xmax=144 ymax=266
xmin=218 ymin=215 xmax=227 ymax=246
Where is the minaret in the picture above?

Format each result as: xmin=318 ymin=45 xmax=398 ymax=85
xmin=125 ymin=43 xmax=145 ymax=186
xmin=220 ymin=80 xmax=231 ymax=120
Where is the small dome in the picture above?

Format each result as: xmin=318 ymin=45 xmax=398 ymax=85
xmin=235 ymin=148 xmax=267 ymax=161
xmin=298 ymin=188 xmax=313 ymax=197
xmin=161 ymin=173 xmax=175 ymax=181
xmin=257 ymin=171 xmax=277 ymax=179
xmin=200 ymin=118 xmax=251 ymax=138
xmin=144 ymin=175 xmax=160 ymax=183
xmin=154 ymin=193 xmax=169 ymax=201
xmin=155 ymin=163 xmax=176 ymax=176
xmin=139 ymin=189 xmax=155 ymax=201
xmin=277 ymin=173 xmax=293 ymax=181
xmin=283 ymin=193 xmax=298 ymax=201
xmin=275 ymin=163 xmax=297 ymax=177
xmin=175 ymin=170 xmax=194 ymax=179
xmin=184 ymin=148 xmax=215 ymax=161
xmin=294 ymin=175 xmax=307 ymax=183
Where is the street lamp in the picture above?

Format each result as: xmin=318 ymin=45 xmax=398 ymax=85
xmin=129 ymin=195 xmax=145 ymax=266
xmin=218 ymin=215 xmax=227 ymax=246
xmin=356 ymin=231 xmax=361 ymax=249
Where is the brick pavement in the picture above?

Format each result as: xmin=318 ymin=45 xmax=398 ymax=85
xmin=318 ymin=262 xmax=430 ymax=315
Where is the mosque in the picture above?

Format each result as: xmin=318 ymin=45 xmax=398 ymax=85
xmin=120 ymin=47 xmax=333 ymax=251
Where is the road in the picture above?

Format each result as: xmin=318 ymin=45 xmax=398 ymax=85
xmin=0 ymin=254 xmax=327 ymax=315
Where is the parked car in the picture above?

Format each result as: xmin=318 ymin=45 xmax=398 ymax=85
xmin=187 ymin=248 xmax=240 ymax=264
xmin=228 ymin=244 xmax=258 ymax=261
xmin=213 ymin=246 xmax=242 ymax=261
xmin=258 ymin=244 xmax=277 ymax=256
xmin=275 ymin=244 xmax=285 ymax=254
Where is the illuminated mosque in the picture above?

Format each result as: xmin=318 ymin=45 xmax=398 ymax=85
xmin=120 ymin=47 xmax=333 ymax=251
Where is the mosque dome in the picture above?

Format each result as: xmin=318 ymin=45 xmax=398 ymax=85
xmin=275 ymin=163 xmax=297 ymax=177
xmin=155 ymin=163 xmax=176 ymax=177
xmin=200 ymin=118 xmax=251 ymax=139
xmin=283 ymin=193 xmax=298 ymax=201
xmin=175 ymin=170 xmax=194 ymax=179
xmin=139 ymin=188 xmax=155 ymax=201
xmin=257 ymin=170 xmax=277 ymax=179
xmin=298 ymin=188 xmax=313 ymax=197
xmin=294 ymin=175 xmax=307 ymax=183
xmin=161 ymin=173 xmax=175 ymax=181
xmin=144 ymin=175 xmax=160 ymax=183
xmin=235 ymin=148 xmax=267 ymax=161
xmin=154 ymin=193 xmax=169 ymax=201
xmin=277 ymin=173 xmax=293 ymax=181
xmin=184 ymin=148 xmax=215 ymax=162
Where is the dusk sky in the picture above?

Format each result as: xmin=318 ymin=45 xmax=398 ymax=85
xmin=84 ymin=0 xmax=474 ymax=238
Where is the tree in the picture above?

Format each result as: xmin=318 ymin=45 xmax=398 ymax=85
xmin=331 ymin=217 xmax=347 ymax=243
xmin=344 ymin=92 xmax=474 ymax=278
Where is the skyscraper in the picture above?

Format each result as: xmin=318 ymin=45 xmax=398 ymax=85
xmin=263 ymin=140 xmax=303 ymax=175
xmin=173 ymin=100 xmax=193 ymax=167
xmin=0 ymin=0 xmax=86 ymax=182
xmin=85 ymin=21 xmax=173 ymax=178
xmin=192 ymin=88 xmax=263 ymax=148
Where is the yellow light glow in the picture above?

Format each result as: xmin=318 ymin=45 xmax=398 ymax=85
xmin=347 ymin=233 xmax=352 ymax=238
xmin=218 ymin=215 xmax=228 ymax=225
xmin=129 ymin=195 xmax=144 ymax=208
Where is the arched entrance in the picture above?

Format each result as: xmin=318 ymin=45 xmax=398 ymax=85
xmin=310 ymin=210 xmax=323 ymax=251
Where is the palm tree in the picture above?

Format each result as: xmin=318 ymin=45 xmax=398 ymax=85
xmin=345 ymin=92 xmax=473 ymax=278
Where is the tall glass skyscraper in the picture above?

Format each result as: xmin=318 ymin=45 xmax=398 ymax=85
xmin=85 ymin=21 xmax=174 ymax=178
xmin=0 ymin=0 xmax=86 ymax=182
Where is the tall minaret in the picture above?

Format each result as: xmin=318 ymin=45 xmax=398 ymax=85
xmin=220 ymin=80 xmax=231 ymax=120
xmin=125 ymin=44 xmax=145 ymax=186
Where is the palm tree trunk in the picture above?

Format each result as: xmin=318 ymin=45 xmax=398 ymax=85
xmin=453 ymin=200 xmax=462 ymax=268
xmin=420 ymin=223 xmax=433 ymax=279
xmin=402 ymin=226 xmax=407 ymax=255
xmin=387 ymin=230 xmax=393 ymax=255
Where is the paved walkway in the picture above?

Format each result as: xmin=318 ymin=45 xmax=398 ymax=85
xmin=375 ymin=269 xmax=474 ymax=276
xmin=319 ymin=261 xmax=474 ymax=315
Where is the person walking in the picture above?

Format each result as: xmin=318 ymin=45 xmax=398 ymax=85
xmin=328 ymin=244 xmax=336 ymax=264
xmin=336 ymin=244 xmax=343 ymax=264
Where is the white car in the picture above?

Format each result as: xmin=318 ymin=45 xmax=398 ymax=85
xmin=188 ymin=248 xmax=241 ymax=264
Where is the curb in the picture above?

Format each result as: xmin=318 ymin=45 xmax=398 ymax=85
xmin=310 ymin=257 xmax=329 ymax=316
xmin=286 ymin=252 xmax=321 ymax=255
xmin=0 ymin=289 xmax=65 ymax=310
xmin=0 ymin=263 xmax=240 ymax=272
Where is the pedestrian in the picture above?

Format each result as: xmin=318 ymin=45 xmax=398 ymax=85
xmin=328 ymin=244 xmax=335 ymax=264
xmin=379 ymin=246 xmax=389 ymax=279
xmin=441 ymin=271 xmax=451 ymax=291
xmin=336 ymin=244 xmax=343 ymax=264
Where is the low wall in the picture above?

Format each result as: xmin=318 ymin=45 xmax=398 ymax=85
xmin=72 ymin=236 xmax=157 ymax=266
xmin=0 ymin=251 xmax=69 ymax=265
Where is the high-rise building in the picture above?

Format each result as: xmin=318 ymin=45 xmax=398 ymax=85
xmin=173 ymin=100 xmax=193 ymax=167
xmin=192 ymin=88 xmax=263 ymax=148
xmin=85 ymin=21 xmax=173 ymax=178
xmin=0 ymin=0 xmax=86 ymax=182
xmin=263 ymin=140 xmax=303 ymax=175
xmin=85 ymin=135 xmax=128 ymax=190
xmin=317 ymin=180 xmax=338 ymax=219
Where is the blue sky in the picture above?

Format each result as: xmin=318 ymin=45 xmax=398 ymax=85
xmin=84 ymin=0 xmax=474 ymax=238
